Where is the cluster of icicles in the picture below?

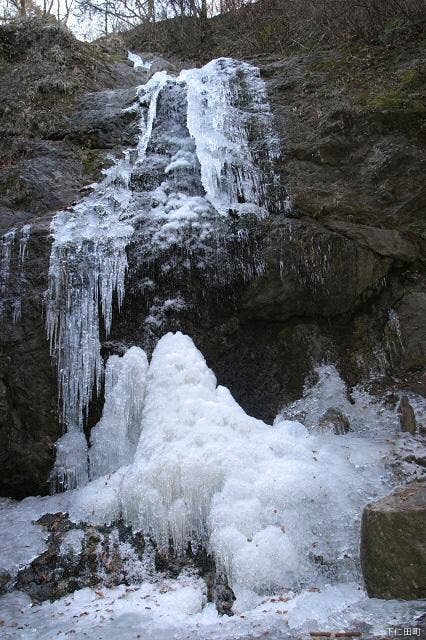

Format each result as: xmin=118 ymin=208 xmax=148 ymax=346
xmin=0 ymin=225 xmax=31 ymax=322
xmin=45 ymin=55 xmax=283 ymax=488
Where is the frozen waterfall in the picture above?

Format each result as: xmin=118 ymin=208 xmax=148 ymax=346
xmin=71 ymin=332 xmax=399 ymax=596
xmin=46 ymin=57 xmax=285 ymax=490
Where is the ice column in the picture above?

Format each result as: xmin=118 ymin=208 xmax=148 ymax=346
xmin=89 ymin=346 xmax=148 ymax=479
xmin=0 ymin=228 xmax=16 ymax=319
xmin=182 ymin=58 xmax=282 ymax=217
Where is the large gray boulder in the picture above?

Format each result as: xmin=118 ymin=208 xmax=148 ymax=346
xmin=360 ymin=481 xmax=426 ymax=599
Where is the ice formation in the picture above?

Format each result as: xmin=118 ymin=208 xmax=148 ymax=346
xmin=18 ymin=224 xmax=31 ymax=265
xmin=0 ymin=227 xmax=16 ymax=319
xmin=278 ymin=363 xmax=399 ymax=434
xmin=46 ymin=57 xmax=284 ymax=488
xmin=183 ymin=58 xmax=282 ymax=216
xmin=0 ymin=227 xmax=16 ymax=297
xmin=128 ymin=50 xmax=152 ymax=71
xmin=73 ymin=333 xmax=394 ymax=597
xmin=46 ymin=72 xmax=170 ymax=486
xmin=0 ymin=224 xmax=32 ymax=321
xmin=89 ymin=347 xmax=148 ymax=479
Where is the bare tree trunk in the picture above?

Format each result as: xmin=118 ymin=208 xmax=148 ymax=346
xmin=104 ymin=0 xmax=108 ymax=35
xmin=147 ymin=0 xmax=155 ymax=23
xmin=19 ymin=0 xmax=26 ymax=16
xmin=200 ymin=0 xmax=208 ymax=43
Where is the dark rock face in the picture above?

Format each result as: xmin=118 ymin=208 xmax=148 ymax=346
xmin=360 ymin=481 xmax=426 ymax=599
xmin=0 ymin=218 xmax=58 ymax=499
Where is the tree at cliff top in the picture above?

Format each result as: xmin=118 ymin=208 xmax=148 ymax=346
xmin=0 ymin=0 xmax=256 ymax=38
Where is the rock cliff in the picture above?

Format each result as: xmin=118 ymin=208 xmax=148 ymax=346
xmin=0 ymin=18 xmax=424 ymax=502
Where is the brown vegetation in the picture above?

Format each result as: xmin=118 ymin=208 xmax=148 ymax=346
xmin=121 ymin=0 xmax=425 ymax=60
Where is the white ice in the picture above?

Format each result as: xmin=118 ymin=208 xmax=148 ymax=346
xmin=182 ymin=57 xmax=280 ymax=216
xmin=128 ymin=51 xmax=152 ymax=71
xmin=0 ymin=573 xmax=422 ymax=640
xmin=89 ymin=347 xmax=149 ymax=479
xmin=72 ymin=334 xmax=398 ymax=597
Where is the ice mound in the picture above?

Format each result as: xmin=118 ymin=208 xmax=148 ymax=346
xmin=75 ymin=332 xmax=392 ymax=595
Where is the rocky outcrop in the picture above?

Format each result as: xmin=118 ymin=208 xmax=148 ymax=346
xmin=398 ymin=396 xmax=417 ymax=434
xmin=360 ymin=481 xmax=426 ymax=599
xmin=9 ymin=512 xmax=235 ymax=613
xmin=15 ymin=513 xmax=145 ymax=603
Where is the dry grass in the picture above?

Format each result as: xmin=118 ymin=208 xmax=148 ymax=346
xmin=122 ymin=0 xmax=426 ymax=60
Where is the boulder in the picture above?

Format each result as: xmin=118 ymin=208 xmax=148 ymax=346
xmin=360 ymin=481 xmax=426 ymax=599
xmin=398 ymin=396 xmax=417 ymax=434
xmin=319 ymin=408 xmax=351 ymax=434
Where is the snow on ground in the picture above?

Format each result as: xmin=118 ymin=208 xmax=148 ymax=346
xmin=0 ymin=577 xmax=422 ymax=640
xmin=0 ymin=496 xmax=58 ymax=578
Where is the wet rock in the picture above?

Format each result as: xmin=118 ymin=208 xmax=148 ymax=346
xmin=16 ymin=513 xmax=146 ymax=603
xmin=323 ymin=220 xmax=422 ymax=263
xmin=214 ymin=580 xmax=236 ymax=616
xmin=0 ymin=569 xmax=12 ymax=594
xmin=360 ymin=480 xmax=426 ymax=599
xmin=319 ymin=408 xmax=351 ymax=435
xmin=149 ymin=56 xmax=177 ymax=76
xmin=156 ymin=545 xmax=235 ymax=615
xmin=395 ymin=290 xmax=426 ymax=375
xmin=66 ymin=87 xmax=140 ymax=149
xmin=398 ymin=396 xmax=417 ymax=434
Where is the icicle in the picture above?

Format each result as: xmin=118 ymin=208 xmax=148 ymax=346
xmin=0 ymin=228 xmax=16 ymax=296
xmin=89 ymin=347 xmax=148 ymax=480
xmin=182 ymin=58 xmax=282 ymax=217
xmin=46 ymin=73 xmax=170 ymax=489
xmin=19 ymin=224 xmax=31 ymax=266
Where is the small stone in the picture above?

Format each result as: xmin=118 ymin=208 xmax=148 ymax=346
xmin=0 ymin=570 xmax=12 ymax=595
xmin=398 ymin=396 xmax=417 ymax=434
xmin=319 ymin=408 xmax=351 ymax=435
